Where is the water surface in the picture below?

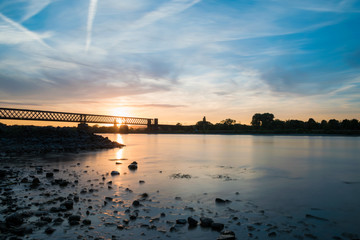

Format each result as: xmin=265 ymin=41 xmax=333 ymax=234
xmin=3 ymin=134 xmax=360 ymax=239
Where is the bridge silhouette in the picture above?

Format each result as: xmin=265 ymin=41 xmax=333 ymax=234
xmin=0 ymin=107 xmax=158 ymax=130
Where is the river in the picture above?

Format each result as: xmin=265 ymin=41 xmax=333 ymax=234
xmin=2 ymin=134 xmax=360 ymax=239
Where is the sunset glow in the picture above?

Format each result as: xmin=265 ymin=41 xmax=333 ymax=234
xmin=0 ymin=1 xmax=359 ymax=125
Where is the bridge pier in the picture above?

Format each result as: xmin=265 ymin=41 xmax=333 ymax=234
xmin=147 ymin=118 xmax=158 ymax=133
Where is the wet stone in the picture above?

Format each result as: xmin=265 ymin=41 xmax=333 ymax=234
xmin=82 ymin=219 xmax=91 ymax=225
xmin=211 ymin=222 xmax=225 ymax=231
xmin=61 ymin=200 xmax=74 ymax=210
xmin=105 ymin=197 xmax=113 ymax=201
xmin=215 ymin=198 xmax=231 ymax=204
xmin=200 ymin=217 xmax=214 ymax=227
xmin=20 ymin=178 xmax=28 ymax=183
xmin=45 ymin=227 xmax=55 ymax=234
xmin=132 ymin=200 xmax=140 ymax=207
xmin=46 ymin=172 xmax=54 ymax=178
xmin=111 ymin=171 xmax=120 ymax=176
xmin=176 ymin=219 xmax=187 ymax=224
xmin=32 ymin=178 xmax=40 ymax=186
xmin=268 ymin=232 xmax=277 ymax=237
xmin=188 ymin=217 xmax=198 ymax=227
xmin=128 ymin=162 xmax=138 ymax=170
xmin=6 ymin=213 xmax=24 ymax=226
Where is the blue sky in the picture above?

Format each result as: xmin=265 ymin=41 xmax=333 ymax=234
xmin=0 ymin=0 xmax=359 ymax=125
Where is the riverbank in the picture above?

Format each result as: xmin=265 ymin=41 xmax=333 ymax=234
xmin=0 ymin=124 xmax=124 ymax=157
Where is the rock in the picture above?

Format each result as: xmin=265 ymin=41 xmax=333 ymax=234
xmin=46 ymin=172 xmax=54 ymax=178
xmin=13 ymin=225 xmax=33 ymax=236
xmin=117 ymin=224 xmax=124 ymax=230
xmin=188 ymin=217 xmax=198 ymax=227
xmin=83 ymin=219 xmax=91 ymax=225
xmin=215 ymin=198 xmax=231 ymax=204
xmin=31 ymin=178 xmax=40 ymax=186
xmin=176 ymin=219 xmax=187 ymax=224
xmin=111 ymin=171 xmax=120 ymax=176
xmin=20 ymin=178 xmax=28 ymax=183
xmin=200 ymin=217 xmax=213 ymax=227
xmin=160 ymin=213 xmax=166 ymax=217
xmin=61 ymin=200 xmax=74 ymax=210
xmin=268 ymin=232 xmax=277 ymax=237
xmin=53 ymin=169 xmax=60 ymax=172
xmin=217 ymin=232 xmax=236 ymax=240
xmin=105 ymin=197 xmax=113 ymax=202
xmin=68 ymin=215 xmax=81 ymax=222
xmin=40 ymin=216 xmax=52 ymax=223
xmin=6 ymin=213 xmax=24 ymax=226
xmin=132 ymin=200 xmax=140 ymax=207
xmin=140 ymin=193 xmax=149 ymax=199
xmin=128 ymin=162 xmax=138 ymax=170
xmin=53 ymin=217 xmax=64 ymax=225
xmin=211 ymin=222 xmax=224 ymax=231
xmin=139 ymin=180 xmax=145 ymax=184
xmin=45 ymin=227 xmax=55 ymax=234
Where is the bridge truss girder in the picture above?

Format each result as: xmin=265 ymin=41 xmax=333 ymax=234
xmin=0 ymin=108 xmax=154 ymax=126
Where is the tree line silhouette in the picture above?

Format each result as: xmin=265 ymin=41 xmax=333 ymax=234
xmin=193 ymin=113 xmax=360 ymax=134
xmin=85 ymin=113 xmax=359 ymax=135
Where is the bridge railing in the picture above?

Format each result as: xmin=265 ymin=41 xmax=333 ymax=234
xmin=0 ymin=107 xmax=155 ymax=126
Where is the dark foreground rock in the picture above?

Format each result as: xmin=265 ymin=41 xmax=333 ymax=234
xmin=0 ymin=124 xmax=124 ymax=156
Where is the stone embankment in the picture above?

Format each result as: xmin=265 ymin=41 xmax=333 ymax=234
xmin=0 ymin=124 xmax=123 ymax=156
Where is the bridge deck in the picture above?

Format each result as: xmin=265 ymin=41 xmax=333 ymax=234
xmin=0 ymin=107 xmax=155 ymax=125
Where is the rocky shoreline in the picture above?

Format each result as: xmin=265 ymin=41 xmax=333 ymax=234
xmin=0 ymin=124 xmax=124 ymax=157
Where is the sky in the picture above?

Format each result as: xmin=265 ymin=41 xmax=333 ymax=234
xmin=0 ymin=0 xmax=359 ymax=125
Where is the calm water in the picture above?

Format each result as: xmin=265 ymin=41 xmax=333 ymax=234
xmin=4 ymin=134 xmax=360 ymax=239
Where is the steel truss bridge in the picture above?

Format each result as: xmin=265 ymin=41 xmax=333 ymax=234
xmin=0 ymin=107 xmax=157 ymax=127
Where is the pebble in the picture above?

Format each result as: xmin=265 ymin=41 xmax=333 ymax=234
xmin=128 ymin=162 xmax=138 ymax=170
xmin=111 ymin=171 xmax=120 ymax=176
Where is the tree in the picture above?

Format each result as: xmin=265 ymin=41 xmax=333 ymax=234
xmin=220 ymin=118 xmax=236 ymax=125
xmin=307 ymin=118 xmax=318 ymax=130
xmin=251 ymin=113 xmax=275 ymax=128
xmin=119 ymin=125 xmax=129 ymax=133
xmin=328 ymin=119 xmax=340 ymax=129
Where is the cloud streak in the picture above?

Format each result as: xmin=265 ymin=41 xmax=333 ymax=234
xmin=85 ymin=0 xmax=98 ymax=51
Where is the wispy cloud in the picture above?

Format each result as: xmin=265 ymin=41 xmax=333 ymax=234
xmin=122 ymin=104 xmax=186 ymax=108
xmin=85 ymin=0 xmax=98 ymax=51
xmin=131 ymin=0 xmax=201 ymax=29
xmin=0 ymin=0 xmax=359 ymax=123
xmin=21 ymin=0 xmax=52 ymax=22
xmin=0 ymin=13 xmax=51 ymax=47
